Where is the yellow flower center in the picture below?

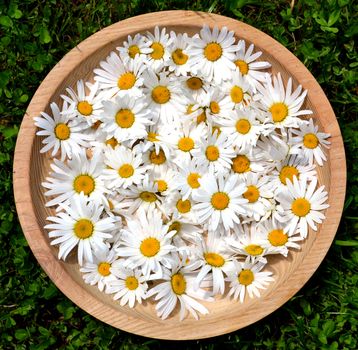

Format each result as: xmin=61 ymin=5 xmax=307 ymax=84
xmin=150 ymin=42 xmax=165 ymax=60
xmin=204 ymin=42 xmax=222 ymax=61
xmin=128 ymin=44 xmax=140 ymax=59
xmin=117 ymin=72 xmax=136 ymax=90
xmin=211 ymin=192 xmax=230 ymax=210
xmin=97 ymin=262 xmax=111 ymax=276
xmin=235 ymin=119 xmax=251 ymax=134
xmin=269 ymin=102 xmax=288 ymax=123
xmin=204 ymin=252 xmax=225 ymax=267
xmin=147 ymin=132 xmax=158 ymax=142
xmin=178 ymin=137 xmax=194 ymax=152
xmin=196 ymin=111 xmax=207 ymax=124
xmin=140 ymin=237 xmax=160 ymax=257
xmin=151 ymin=85 xmax=170 ymax=104
xmin=232 ymin=155 xmax=250 ymax=173
xmin=149 ymin=149 xmax=166 ymax=165
xmin=172 ymin=48 xmax=188 ymax=65
xmin=73 ymin=174 xmax=95 ymax=195
xmin=231 ymin=86 xmax=244 ymax=104
xmin=125 ymin=276 xmax=139 ymax=290
xmin=245 ymin=244 xmax=264 ymax=256
xmin=268 ymin=229 xmax=288 ymax=246
xmin=235 ymin=60 xmax=249 ymax=75
xmin=171 ymin=273 xmax=186 ymax=295
xmin=77 ymin=101 xmax=93 ymax=116
xmin=205 ymin=145 xmax=220 ymax=161
xmin=209 ymin=101 xmax=220 ymax=114
xmin=187 ymin=173 xmax=201 ymax=189
xmin=279 ymin=165 xmax=299 ymax=185
xmin=176 ymin=199 xmax=191 ymax=213
xmin=291 ymin=198 xmax=311 ymax=217
xmin=105 ymin=137 xmax=119 ymax=149
xmin=115 ymin=109 xmax=135 ymax=128
xmin=54 ymin=123 xmax=70 ymax=140
xmin=186 ymin=77 xmax=203 ymax=90
xmin=155 ymin=179 xmax=168 ymax=192
xmin=118 ymin=163 xmax=134 ymax=178
xmin=243 ymin=185 xmax=260 ymax=203
xmin=303 ymin=133 xmax=319 ymax=149
xmin=74 ymin=219 xmax=94 ymax=239
xmin=139 ymin=191 xmax=157 ymax=203
xmin=238 ymin=269 xmax=254 ymax=286
xmin=168 ymin=221 xmax=181 ymax=234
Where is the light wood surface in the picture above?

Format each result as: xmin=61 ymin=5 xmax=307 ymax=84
xmin=13 ymin=11 xmax=346 ymax=340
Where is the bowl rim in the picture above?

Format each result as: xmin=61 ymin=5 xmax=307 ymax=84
xmin=13 ymin=10 xmax=346 ymax=340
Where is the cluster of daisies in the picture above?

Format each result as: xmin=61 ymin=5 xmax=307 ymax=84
xmin=34 ymin=25 xmax=331 ymax=321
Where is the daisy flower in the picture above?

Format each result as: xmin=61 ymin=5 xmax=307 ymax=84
xmin=79 ymin=246 xmax=118 ymax=292
xmin=45 ymin=193 xmax=115 ymax=265
xmin=117 ymin=33 xmax=153 ymax=62
xmin=233 ymin=40 xmax=271 ymax=90
xmin=150 ymin=166 xmax=178 ymax=196
xmin=165 ymin=122 xmax=207 ymax=163
xmin=102 ymin=145 xmax=147 ymax=189
xmin=99 ymin=94 xmax=152 ymax=143
xmin=192 ymin=173 xmax=248 ymax=231
xmin=202 ymin=86 xmax=231 ymax=124
xmin=106 ymin=267 xmax=148 ymax=308
xmin=145 ymin=26 xmax=173 ymax=71
xmin=242 ymin=173 xmax=274 ymax=221
xmin=277 ymin=177 xmax=329 ymax=238
xmin=117 ymin=175 xmax=164 ymax=215
xmin=187 ymin=25 xmax=237 ymax=84
xmin=193 ymin=131 xmax=236 ymax=175
xmin=191 ymin=233 xmax=235 ymax=295
xmin=218 ymin=109 xmax=263 ymax=151
xmin=164 ymin=191 xmax=198 ymax=223
xmin=42 ymin=149 xmax=107 ymax=208
xmin=144 ymin=70 xmax=187 ymax=125
xmin=167 ymin=218 xmax=203 ymax=246
xmin=61 ymin=80 xmax=104 ymax=126
xmin=34 ymin=101 xmax=92 ymax=161
xmin=226 ymin=258 xmax=274 ymax=303
xmin=256 ymin=132 xmax=292 ymax=163
xmin=257 ymin=73 xmax=312 ymax=128
xmin=181 ymin=74 xmax=210 ymax=103
xmin=146 ymin=258 xmax=212 ymax=320
xmin=167 ymin=32 xmax=192 ymax=76
xmin=115 ymin=208 xmax=176 ymax=279
xmin=175 ymin=158 xmax=207 ymax=200
xmin=94 ymin=53 xmax=146 ymax=98
xmin=290 ymin=118 xmax=331 ymax=166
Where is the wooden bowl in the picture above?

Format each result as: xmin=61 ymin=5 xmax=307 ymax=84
xmin=13 ymin=10 xmax=346 ymax=340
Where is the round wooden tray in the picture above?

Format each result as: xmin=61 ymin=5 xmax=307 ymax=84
xmin=13 ymin=11 xmax=346 ymax=340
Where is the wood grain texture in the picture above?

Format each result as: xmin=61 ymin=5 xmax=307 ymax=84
xmin=13 ymin=11 xmax=346 ymax=340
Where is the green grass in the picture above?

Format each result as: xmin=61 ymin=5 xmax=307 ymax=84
xmin=1 ymin=0 xmax=357 ymax=348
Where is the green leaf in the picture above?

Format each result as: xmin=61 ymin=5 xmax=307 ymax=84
xmin=0 ymin=71 xmax=10 ymax=89
xmin=335 ymin=240 xmax=358 ymax=246
xmin=328 ymin=10 xmax=340 ymax=26
xmin=0 ymin=15 xmax=13 ymax=27
xmin=15 ymin=329 xmax=28 ymax=341
xmin=39 ymin=26 xmax=52 ymax=44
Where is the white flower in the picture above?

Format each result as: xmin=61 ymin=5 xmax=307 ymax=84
xmin=106 ymin=266 xmax=148 ymax=308
xmin=45 ymin=193 xmax=115 ymax=265
xmin=257 ymin=73 xmax=312 ymax=128
xmin=94 ymin=53 xmax=146 ymax=98
xmin=187 ymin=25 xmax=237 ymax=83
xmin=146 ymin=257 xmax=212 ymax=320
xmin=34 ymin=101 xmax=92 ymax=161
xmin=115 ymin=208 xmax=177 ymax=279
xmin=80 ymin=246 xmax=118 ymax=291
xmin=167 ymin=32 xmax=193 ymax=76
xmin=192 ymin=173 xmax=248 ymax=231
xmin=61 ymin=80 xmax=104 ymax=126
xmin=145 ymin=26 xmax=173 ymax=71
xmin=150 ymin=166 xmax=178 ymax=196
xmin=42 ymin=149 xmax=107 ymax=208
xmin=226 ymin=258 xmax=274 ymax=303
xmin=277 ymin=177 xmax=329 ymax=238
xmin=181 ymin=74 xmax=210 ymax=104
xmin=202 ymin=86 xmax=231 ymax=124
xmin=193 ymin=131 xmax=236 ymax=175
xmin=166 ymin=218 xmax=203 ymax=247
xmin=100 ymin=94 xmax=152 ymax=143
xmin=103 ymin=145 xmax=147 ymax=189
xmin=233 ymin=41 xmax=271 ymax=90
xmin=164 ymin=191 xmax=198 ymax=224
xmin=117 ymin=33 xmax=153 ymax=62
xmin=290 ymin=118 xmax=331 ymax=166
